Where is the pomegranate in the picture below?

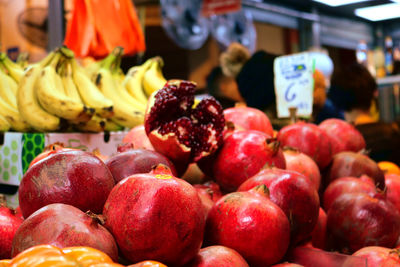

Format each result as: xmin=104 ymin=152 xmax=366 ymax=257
xmin=181 ymin=163 xmax=207 ymax=184
xmin=11 ymin=203 xmax=118 ymax=260
xmin=238 ymin=168 xmax=319 ymax=245
xmin=194 ymin=182 xmax=222 ymax=219
xmin=327 ymin=151 xmax=385 ymax=190
xmin=271 ymin=264 xmax=304 ymax=267
xmin=201 ymin=130 xmax=285 ymax=192
xmin=319 ymin=118 xmax=366 ymax=155
xmin=28 ymin=142 xmax=75 ymax=168
xmin=0 ymin=196 xmax=23 ymax=259
xmin=311 ymin=207 xmax=327 ymax=250
xmin=384 ymin=174 xmax=400 ymax=214
xmin=103 ymin=165 xmax=205 ymax=266
xmin=144 ymin=80 xmax=225 ymax=175
xmin=205 ymin=185 xmax=290 ymax=266
xmin=18 ymin=150 xmax=115 ymax=218
xmin=105 ymin=148 xmax=177 ymax=183
xmin=223 ymin=105 xmax=273 ymax=136
xmin=283 ymin=149 xmax=321 ymax=190
xmin=186 ymin=245 xmax=249 ymax=267
xmin=351 ymin=246 xmax=400 ymax=267
xmin=277 ymin=122 xmax=333 ymax=169
xmin=327 ymin=192 xmax=400 ymax=253
xmin=323 ymin=176 xmax=377 ymax=212
xmin=122 ymin=124 xmax=154 ymax=150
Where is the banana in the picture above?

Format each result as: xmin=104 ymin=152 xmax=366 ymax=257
xmin=4 ymin=72 xmax=18 ymax=96
xmin=124 ymin=59 xmax=153 ymax=105
xmin=95 ymin=67 xmax=144 ymax=128
xmin=16 ymin=52 xmax=29 ymax=68
xmin=0 ymin=92 xmax=30 ymax=132
xmin=104 ymin=119 xmax=124 ymax=132
xmin=17 ymin=52 xmax=61 ymax=132
xmin=36 ymin=57 xmax=93 ymax=122
xmin=71 ymin=59 xmax=114 ymax=118
xmin=73 ymin=115 xmax=106 ymax=133
xmin=0 ymin=53 xmax=25 ymax=83
xmin=0 ymin=114 xmax=10 ymax=131
xmin=0 ymin=69 xmax=18 ymax=108
xmin=142 ymin=57 xmax=167 ymax=97
xmin=112 ymin=72 xmax=146 ymax=112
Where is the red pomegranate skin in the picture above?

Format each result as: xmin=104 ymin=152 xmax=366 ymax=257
xmin=318 ymin=118 xmax=366 ymax=155
xmin=327 ymin=192 xmax=400 ymax=253
xmin=186 ymin=245 xmax=249 ymax=267
xmin=223 ymin=106 xmax=273 ymax=136
xmin=11 ymin=203 xmax=118 ymax=260
xmin=323 ymin=176 xmax=377 ymax=212
xmin=311 ymin=207 xmax=327 ymax=250
xmin=122 ymin=125 xmax=154 ymax=150
xmin=103 ymin=170 xmax=205 ymax=266
xmin=283 ymin=149 xmax=321 ymax=190
xmin=105 ymin=149 xmax=177 ymax=183
xmin=0 ymin=205 xmax=23 ymax=259
xmin=384 ymin=174 xmax=400 ymax=214
xmin=327 ymin=152 xmax=385 ymax=190
xmin=277 ymin=122 xmax=333 ymax=169
xmin=210 ymin=130 xmax=286 ymax=192
xmin=238 ymin=168 xmax=320 ymax=245
xmin=18 ymin=150 xmax=115 ymax=218
xmin=351 ymin=246 xmax=400 ymax=267
xmin=194 ymin=182 xmax=223 ymax=219
xmin=205 ymin=186 xmax=290 ymax=266
xmin=271 ymin=263 xmax=304 ymax=267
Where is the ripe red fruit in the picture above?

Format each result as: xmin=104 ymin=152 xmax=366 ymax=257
xmin=145 ymin=80 xmax=225 ymax=175
xmin=311 ymin=208 xmax=328 ymax=250
xmin=384 ymin=174 xmax=400 ymax=214
xmin=352 ymin=246 xmax=400 ymax=266
xmin=186 ymin=245 xmax=249 ymax=267
xmin=103 ymin=165 xmax=205 ymax=266
xmin=327 ymin=192 xmax=400 ymax=253
xmin=327 ymin=152 xmax=385 ymax=190
xmin=105 ymin=148 xmax=177 ymax=183
xmin=203 ymin=130 xmax=285 ymax=192
xmin=223 ymin=105 xmax=273 ymax=136
xmin=11 ymin=203 xmax=118 ymax=260
xmin=271 ymin=263 xmax=304 ymax=267
xmin=28 ymin=142 xmax=75 ymax=168
xmin=283 ymin=149 xmax=321 ymax=190
xmin=122 ymin=125 xmax=154 ymax=150
xmin=0 ymin=196 xmax=23 ymax=259
xmin=319 ymin=118 xmax=366 ymax=155
xmin=194 ymin=182 xmax=222 ymax=219
xmin=277 ymin=122 xmax=333 ymax=169
xmin=205 ymin=185 xmax=290 ymax=267
xmin=238 ymin=168 xmax=319 ymax=245
xmin=18 ymin=150 xmax=115 ymax=218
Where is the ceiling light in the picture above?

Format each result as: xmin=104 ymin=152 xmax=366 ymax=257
xmin=312 ymin=0 xmax=368 ymax=7
xmin=355 ymin=3 xmax=400 ymax=21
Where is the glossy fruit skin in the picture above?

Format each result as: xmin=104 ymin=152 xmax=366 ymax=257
xmin=0 ymin=205 xmax=23 ymax=259
xmin=351 ymin=246 xmax=400 ymax=267
xmin=223 ymin=106 xmax=273 ymax=136
xmin=60 ymin=246 xmax=113 ymax=266
xmin=327 ymin=193 xmax=400 ymax=253
xmin=271 ymin=263 xmax=304 ymax=267
xmin=283 ymin=149 xmax=321 ymax=190
xmin=103 ymin=168 xmax=205 ymax=266
xmin=384 ymin=174 xmax=400 ymax=214
xmin=327 ymin=152 xmax=385 ymax=190
xmin=378 ymin=161 xmax=400 ymax=175
xmin=127 ymin=261 xmax=167 ymax=267
xmin=194 ymin=182 xmax=222 ymax=219
xmin=319 ymin=118 xmax=366 ymax=155
xmin=323 ymin=176 xmax=377 ymax=212
xmin=205 ymin=187 xmax=290 ymax=267
xmin=186 ymin=245 xmax=249 ymax=267
xmin=208 ymin=130 xmax=286 ymax=192
xmin=238 ymin=168 xmax=320 ymax=245
xmin=18 ymin=150 xmax=115 ymax=218
xmin=105 ymin=149 xmax=177 ymax=183
xmin=311 ymin=208 xmax=328 ymax=250
xmin=28 ymin=143 xmax=75 ymax=169
xmin=11 ymin=204 xmax=118 ymax=261
xmin=277 ymin=122 xmax=333 ymax=169
xmin=122 ymin=125 xmax=155 ymax=150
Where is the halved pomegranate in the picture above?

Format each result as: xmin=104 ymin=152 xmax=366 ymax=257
xmin=145 ymin=81 xmax=225 ymax=175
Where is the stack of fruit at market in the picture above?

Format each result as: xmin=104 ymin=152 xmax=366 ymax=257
xmin=2 ymin=79 xmax=400 ymax=266
xmin=0 ymin=46 xmax=166 ymax=133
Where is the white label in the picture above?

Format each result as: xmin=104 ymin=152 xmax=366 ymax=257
xmin=274 ymin=52 xmax=315 ymax=118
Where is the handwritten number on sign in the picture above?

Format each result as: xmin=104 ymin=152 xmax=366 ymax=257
xmin=285 ymin=82 xmax=296 ymax=102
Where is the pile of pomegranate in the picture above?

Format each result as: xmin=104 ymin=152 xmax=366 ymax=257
xmin=2 ymin=81 xmax=400 ymax=267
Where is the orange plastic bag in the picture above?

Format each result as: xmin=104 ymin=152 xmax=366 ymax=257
xmin=64 ymin=0 xmax=146 ymax=58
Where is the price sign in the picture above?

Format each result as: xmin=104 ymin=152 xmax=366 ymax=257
xmin=201 ymin=0 xmax=241 ymax=17
xmin=274 ymin=52 xmax=315 ymax=118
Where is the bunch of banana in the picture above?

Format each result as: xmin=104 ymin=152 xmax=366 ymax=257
xmin=142 ymin=56 xmax=167 ymax=97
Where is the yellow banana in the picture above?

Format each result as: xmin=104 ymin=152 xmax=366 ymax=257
xmin=0 ymin=114 xmax=10 ymax=131
xmin=0 ymin=92 xmax=30 ymax=132
xmin=4 ymin=72 xmax=18 ymax=96
xmin=71 ymin=59 xmax=114 ymax=118
xmin=142 ymin=57 xmax=167 ymax=97
xmin=17 ymin=52 xmax=61 ymax=132
xmin=16 ymin=52 xmax=29 ymax=68
xmin=0 ymin=53 xmax=25 ymax=83
xmin=0 ymin=69 xmax=17 ymax=108
xmin=73 ymin=115 xmax=106 ymax=133
xmin=104 ymin=119 xmax=124 ymax=132
xmin=124 ymin=59 xmax=153 ymax=105
xmin=95 ymin=68 xmax=144 ymax=128
xmin=112 ymin=72 xmax=146 ymax=112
